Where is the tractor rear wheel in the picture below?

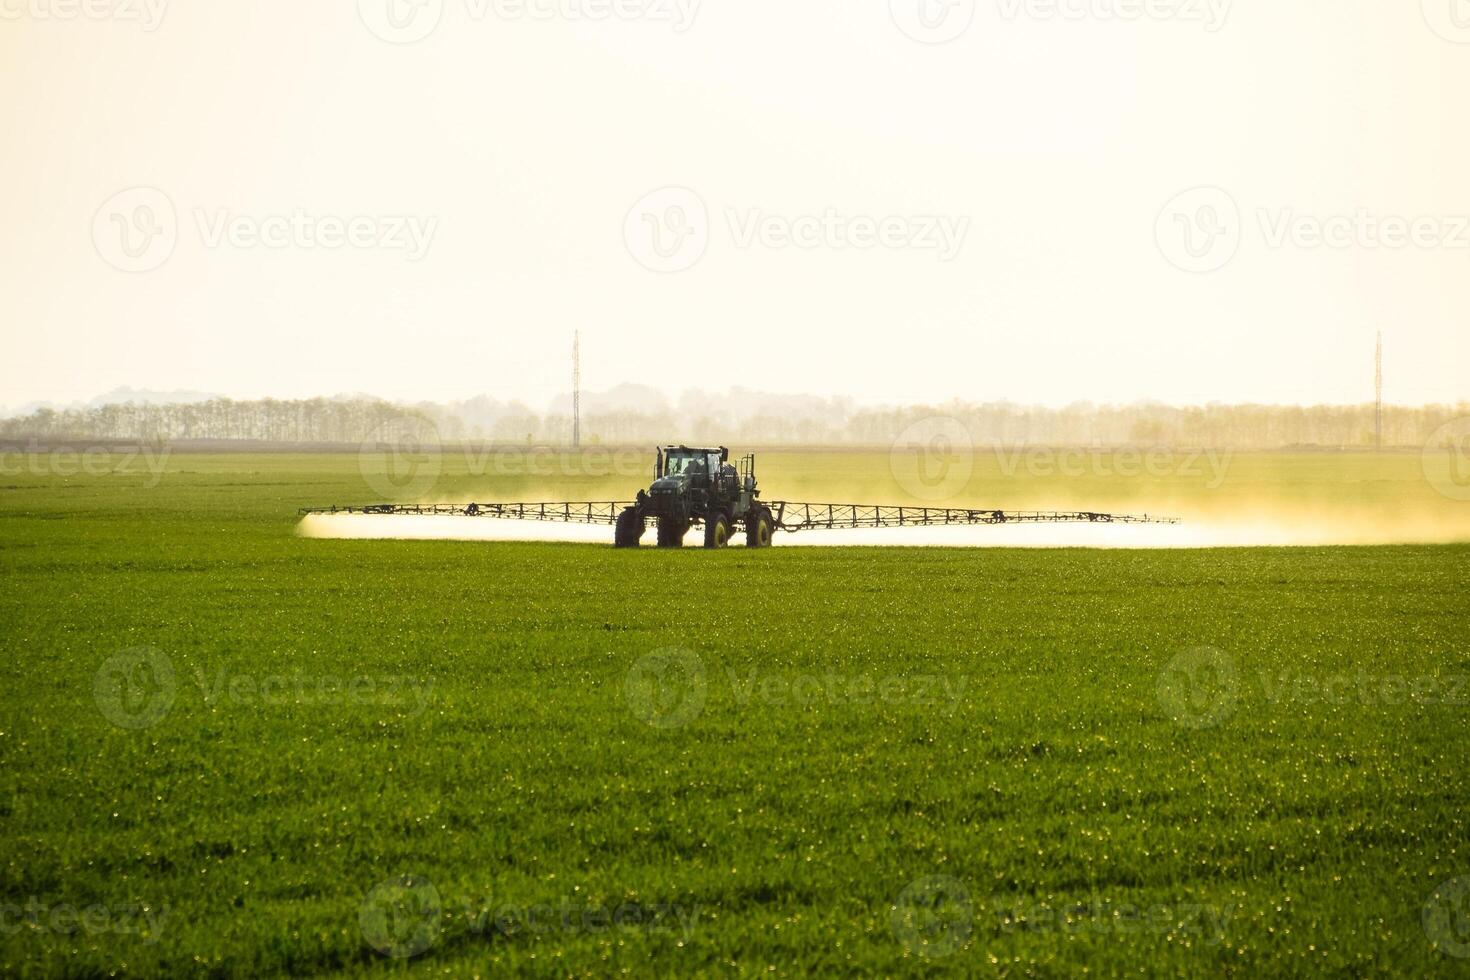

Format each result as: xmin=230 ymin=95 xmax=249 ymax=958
xmin=745 ymin=507 xmax=773 ymax=548
xmin=657 ymin=517 xmax=686 ymax=548
xmin=614 ymin=508 xmax=644 ymax=548
xmin=704 ymin=513 xmax=731 ymax=549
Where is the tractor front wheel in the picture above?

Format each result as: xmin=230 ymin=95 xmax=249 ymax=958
xmin=745 ymin=508 xmax=774 ymax=548
xmin=704 ymin=513 xmax=731 ymax=549
xmin=614 ymin=508 xmax=644 ymax=548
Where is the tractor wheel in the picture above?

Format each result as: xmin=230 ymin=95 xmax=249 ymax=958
xmin=614 ymin=508 xmax=644 ymax=548
xmin=657 ymin=517 xmax=686 ymax=548
xmin=745 ymin=507 xmax=773 ymax=548
xmin=704 ymin=513 xmax=731 ymax=549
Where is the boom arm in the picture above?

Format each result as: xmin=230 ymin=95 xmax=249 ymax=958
xmin=299 ymin=502 xmax=1179 ymax=530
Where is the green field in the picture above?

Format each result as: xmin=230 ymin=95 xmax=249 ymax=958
xmin=2 ymin=450 xmax=1469 ymax=976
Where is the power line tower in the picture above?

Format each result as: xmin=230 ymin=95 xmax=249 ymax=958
xmin=1374 ymin=331 xmax=1383 ymax=449
xmin=572 ymin=330 xmax=582 ymax=449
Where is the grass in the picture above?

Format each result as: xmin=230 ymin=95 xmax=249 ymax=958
xmin=1 ymin=449 xmax=1468 ymax=976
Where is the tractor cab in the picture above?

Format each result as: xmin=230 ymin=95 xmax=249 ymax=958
xmin=658 ymin=447 xmax=723 ymax=482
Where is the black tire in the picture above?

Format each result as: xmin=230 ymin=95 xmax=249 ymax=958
xmin=657 ymin=517 xmax=686 ymax=548
xmin=614 ymin=508 xmax=644 ymax=548
xmin=704 ymin=513 xmax=731 ymax=549
xmin=745 ymin=507 xmax=773 ymax=548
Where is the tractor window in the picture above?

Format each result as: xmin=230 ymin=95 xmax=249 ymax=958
xmin=664 ymin=452 xmax=697 ymax=476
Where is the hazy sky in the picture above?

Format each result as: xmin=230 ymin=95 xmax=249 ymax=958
xmin=2 ymin=1 xmax=1467 ymax=410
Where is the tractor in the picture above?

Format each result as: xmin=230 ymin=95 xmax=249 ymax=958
xmin=614 ymin=446 xmax=775 ymax=549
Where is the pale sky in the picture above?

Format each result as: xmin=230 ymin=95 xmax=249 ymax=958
xmin=2 ymin=0 xmax=1467 ymax=411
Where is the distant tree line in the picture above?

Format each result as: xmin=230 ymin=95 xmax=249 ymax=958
xmin=2 ymin=396 xmax=1466 ymax=450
